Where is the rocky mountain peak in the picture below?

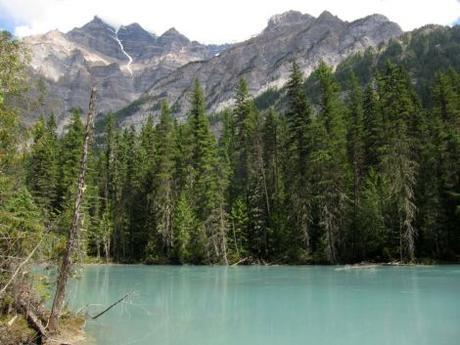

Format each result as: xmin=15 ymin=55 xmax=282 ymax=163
xmin=81 ymin=15 xmax=112 ymax=31
xmin=120 ymin=23 xmax=155 ymax=39
xmin=117 ymin=23 xmax=158 ymax=60
xmin=346 ymin=13 xmax=402 ymax=46
xmin=158 ymin=27 xmax=190 ymax=47
xmin=355 ymin=13 xmax=392 ymax=26
xmin=316 ymin=10 xmax=343 ymax=24
xmin=266 ymin=10 xmax=314 ymax=32
xmin=65 ymin=15 xmax=128 ymax=61
xmin=268 ymin=11 xmax=303 ymax=26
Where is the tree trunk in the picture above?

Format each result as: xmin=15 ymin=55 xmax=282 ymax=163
xmin=47 ymin=89 xmax=96 ymax=332
xmin=219 ymin=204 xmax=228 ymax=265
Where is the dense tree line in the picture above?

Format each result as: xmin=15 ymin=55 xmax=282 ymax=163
xmin=25 ymin=60 xmax=460 ymax=264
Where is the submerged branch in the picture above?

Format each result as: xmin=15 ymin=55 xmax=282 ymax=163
xmin=91 ymin=293 xmax=131 ymax=320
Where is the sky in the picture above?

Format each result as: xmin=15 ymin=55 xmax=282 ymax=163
xmin=0 ymin=0 xmax=459 ymax=43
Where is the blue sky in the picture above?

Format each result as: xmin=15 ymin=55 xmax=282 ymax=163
xmin=1 ymin=0 xmax=460 ymax=42
xmin=0 ymin=12 xmax=15 ymax=32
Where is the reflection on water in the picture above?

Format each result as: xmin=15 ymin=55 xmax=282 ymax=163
xmin=67 ymin=265 xmax=460 ymax=345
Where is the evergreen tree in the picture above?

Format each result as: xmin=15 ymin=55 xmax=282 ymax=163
xmin=188 ymin=80 xmax=227 ymax=263
xmin=262 ymin=108 xmax=287 ymax=258
xmin=377 ymin=63 xmax=420 ymax=262
xmin=231 ymin=79 xmax=252 ymax=199
xmin=284 ymin=62 xmax=313 ymax=257
xmin=147 ymin=101 xmax=176 ymax=258
xmin=137 ymin=115 xmax=156 ymax=257
xmin=57 ymin=111 xmax=84 ymax=206
xmin=26 ymin=115 xmax=58 ymax=214
xmin=345 ymin=74 xmax=366 ymax=260
xmin=0 ymin=32 xmax=24 ymax=172
xmin=245 ymin=105 xmax=269 ymax=259
xmin=230 ymin=79 xmax=271 ymax=260
xmin=362 ymin=82 xmax=384 ymax=171
xmin=172 ymin=192 xmax=194 ymax=263
xmin=55 ymin=111 xmax=84 ymax=234
xmin=311 ymin=61 xmax=349 ymax=263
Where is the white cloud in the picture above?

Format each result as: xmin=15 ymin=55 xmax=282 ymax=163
xmin=0 ymin=0 xmax=459 ymax=43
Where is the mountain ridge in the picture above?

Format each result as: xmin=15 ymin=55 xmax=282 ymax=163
xmin=115 ymin=10 xmax=402 ymax=127
xmin=20 ymin=10 xmax=402 ymax=129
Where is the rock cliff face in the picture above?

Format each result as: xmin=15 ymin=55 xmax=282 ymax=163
xmin=118 ymin=11 xmax=402 ymax=126
xmin=22 ymin=16 xmax=228 ymax=128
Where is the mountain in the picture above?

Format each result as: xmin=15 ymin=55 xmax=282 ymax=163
xmin=22 ymin=16 xmax=228 ymax=129
xmin=116 ymin=10 xmax=402 ymax=126
xmin=249 ymin=24 xmax=460 ymax=115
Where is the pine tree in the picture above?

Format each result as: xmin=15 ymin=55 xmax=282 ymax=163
xmin=362 ymin=82 xmax=384 ymax=171
xmin=57 ymin=111 xmax=84 ymax=205
xmin=147 ymin=101 xmax=176 ymax=258
xmin=187 ymin=80 xmax=226 ymax=263
xmin=311 ymin=61 xmax=349 ymax=263
xmin=26 ymin=116 xmax=59 ymax=214
xmin=245 ymin=105 xmax=269 ymax=259
xmin=345 ymin=74 xmax=366 ymax=260
xmin=377 ymin=63 xmax=419 ymax=262
xmin=137 ymin=115 xmax=157 ymax=258
xmin=55 ymin=111 xmax=84 ymax=233
xmin=172 ymin=192 xmax=194 ymax=263
xmin=0 ymin=32 xmax=24 ymax=172
xmin=229 ymin=197 xmax=249 ymax=259
xmin=262 ymin=108 xmax=287 ymax=258
xmin=231 ymin=79 xmax=252 ymax=199
xmin=284 ymin=62 xmax=313 ymax=257
xmin=230 ymin=79 xmax=271 ymax=260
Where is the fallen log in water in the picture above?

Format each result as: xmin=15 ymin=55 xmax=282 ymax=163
xmin=231 ymin=257 xmax=248 ymax=266
xmin=91 ymin=293 xmax=131 ymax=320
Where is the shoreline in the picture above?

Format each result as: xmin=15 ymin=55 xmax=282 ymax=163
xmin=79 ymin=261 xmax=460 ymax=267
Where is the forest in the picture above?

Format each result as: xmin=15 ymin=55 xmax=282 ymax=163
xmin=23 ymin=57 xmax=460 ymax=265
xmin=0 ymin=25 xmax=459 ymax=277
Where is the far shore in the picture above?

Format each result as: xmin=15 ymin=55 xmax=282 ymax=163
xmin=74 ymin=261 xmax=459 ymax=267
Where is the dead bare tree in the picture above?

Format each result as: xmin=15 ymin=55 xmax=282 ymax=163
xmin=47 ymin=89 xmax=96 ymax=332
xmin=0 ymin=233 xmax=45 ymax=298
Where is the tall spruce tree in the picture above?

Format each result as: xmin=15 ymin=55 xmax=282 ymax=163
xmin=284 ymin=62 xmax=313 ymax=257
xmin=377 ymin=63 xmax=419 ymax=262
xmin=148 ymin=101 xmax=176 ymax=258
xmin=262 ymin=108 xmax=287 ymax=258
xmin=362 ymin=82 xmax=384 ymax=171
xmin=345 ymin=74 xmax=366 ymax=260
xmin=311 ymin=61 xmax=349 ymax=263
xmin=187 ymin=80 xmax=227 ymax=263
xmin=26 ymin=116 xmax=58 ymax=214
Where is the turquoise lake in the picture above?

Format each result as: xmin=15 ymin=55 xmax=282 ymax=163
xmin=67 ymin=265 xmax=460 ymax=345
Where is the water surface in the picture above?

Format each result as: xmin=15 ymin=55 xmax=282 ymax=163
xmin=68 ymin=265 xmax=460 ymax=345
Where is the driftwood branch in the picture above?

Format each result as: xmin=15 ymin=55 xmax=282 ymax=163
xmin=91 ymin=293 xmax=130 ymax=320
xmin=231 ymin=257 xmax=248 ymax=266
